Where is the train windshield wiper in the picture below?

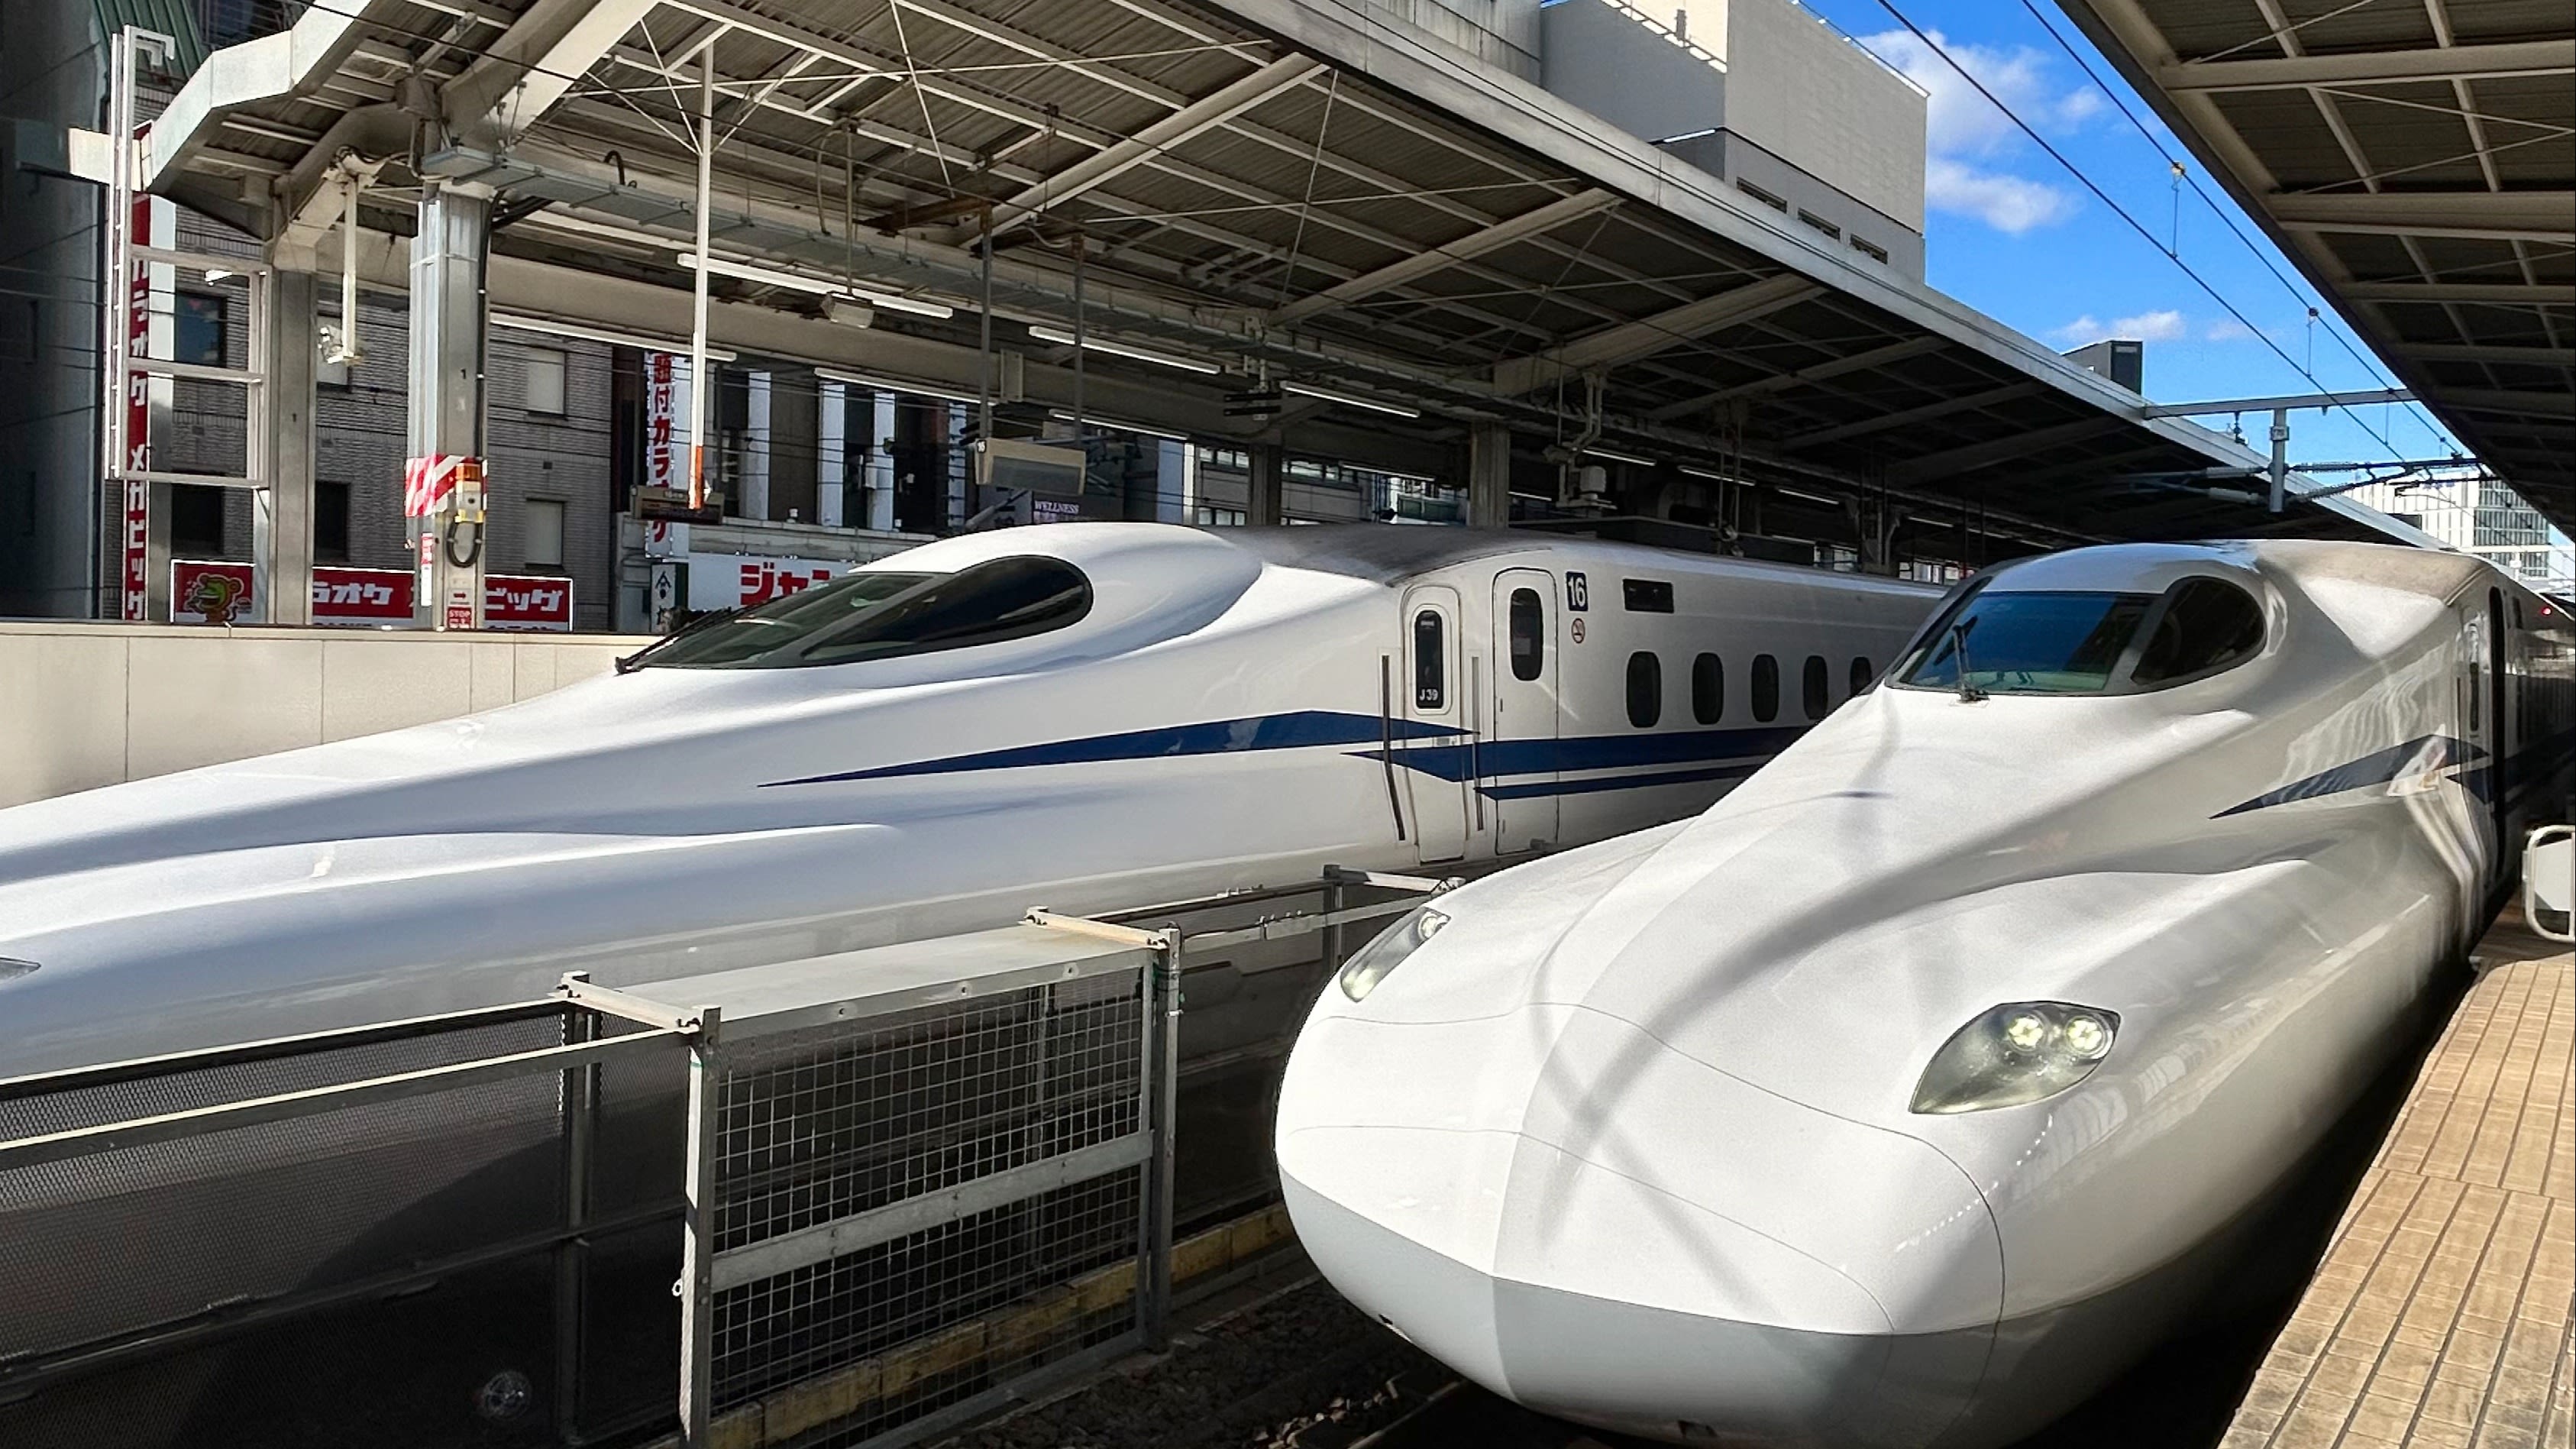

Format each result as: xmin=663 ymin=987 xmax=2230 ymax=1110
xmin=1949 ymin=621 xmax=1987 ymax=703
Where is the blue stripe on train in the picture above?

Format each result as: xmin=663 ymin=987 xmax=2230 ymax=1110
xmin=764 ymin=711 xmax=1806 ymax=798
xmin=2216 ymin=725 xmax=2576 ymax=818
xmin=762 ymin=710 xmax=1465 ymax=787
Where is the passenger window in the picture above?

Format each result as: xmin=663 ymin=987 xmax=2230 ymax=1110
xmin=1627 ymin=652 xmax=1662 ymax=728
xmin=1691 ymin=652 xmax=1723 ymax=725
xmin=1508 ymin=588 xmax=1544 ymax=682
xmin=1751 ymin=654 xmax=1779 ymax=722
xmin=1414 ymin=610 xmax=1446 ymax=710
xmin=1803 ymin=655 xmax=1829 ymax=719
xmin=2129 ymin=577 xmax=2265 ymax=687
xmin=1850 ymin=656 xmax=1873 ymax=696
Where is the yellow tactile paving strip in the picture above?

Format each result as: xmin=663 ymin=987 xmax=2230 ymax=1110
xmin=2224 ymin=914 xmax=2574 ymax=1449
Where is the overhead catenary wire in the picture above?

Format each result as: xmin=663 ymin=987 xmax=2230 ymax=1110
xmin=2008 ymin=0 xmax=2461 ymax=454
xmin=1857 ymin=0 xmax=2417 ymax=468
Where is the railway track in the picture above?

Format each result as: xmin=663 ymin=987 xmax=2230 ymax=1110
xmin=1347 ymin=1379 xmax=1627 ymax=1449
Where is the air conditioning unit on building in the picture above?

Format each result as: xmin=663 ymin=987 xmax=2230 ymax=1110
xmin=977 ymin=438 xmax=1088 ymax=497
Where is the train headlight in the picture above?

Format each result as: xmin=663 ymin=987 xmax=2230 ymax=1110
xmin=1336 ymin=906 xmax=1449 ymax=1002
xmin=1910 ymin=1001 xmax=2121 ymax=1114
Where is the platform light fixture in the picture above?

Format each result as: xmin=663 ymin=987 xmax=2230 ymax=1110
xmin=677 ymin=253 xmax=958 ymax=319
xmin=814 ymin=366 xmax=984 ymax=407
xmin=1584 ymin=446 xmax=1655 ymax=467
xmin=493 ymin=312 xmax=738 ymax=361
xmin=1278 ymin=380 xmax=1422 ymax=419
xmin=1026 ymin=325 xmax=1223 ymax=376
xmin=1047 ymin=409 xmax=1189 ymax=442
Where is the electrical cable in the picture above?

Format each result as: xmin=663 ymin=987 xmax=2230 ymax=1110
xmin=2009 ymin=0 xmax=2457 ymax=451
xmin=1858 ymin=0 xmax=2415 ymax=464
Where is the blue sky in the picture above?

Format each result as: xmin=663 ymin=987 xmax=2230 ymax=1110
xmin=1792 ymin=0 xmax=2469 ymax=474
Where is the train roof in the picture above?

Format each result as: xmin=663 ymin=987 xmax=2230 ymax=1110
xmin=1213 ymin=524 xmax=1934 ymax=594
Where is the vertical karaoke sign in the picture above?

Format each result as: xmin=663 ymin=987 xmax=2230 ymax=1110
xmin=121 ymin=186 xmax=160 ymax=622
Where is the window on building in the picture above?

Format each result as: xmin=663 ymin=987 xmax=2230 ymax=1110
xmin=174 ymin=293 xmax=227 ymax=367
xmin=170 ymin=484 xmax=225 ymax=555
xmin=1627 ymin=652 xmax=1662 ymax=728
xmin=1508 ymin=588 xmax=1544 ymax=681
xmin=1797 ymin=211 xmax=1841 ymax=240
xmin=522 ymin=348 xmax=567 ymax=415
xmin=1850 ymin=236 xmax=1889 ymax=263
xmin=1621 ymin=578 xmax=1674 ymax=613
xmin=524 ymin=497 xmax=567 ymax=571
xmin=314 ymin=480 xmax=351 ymax=563
xmin=1692 ymin=652 xmax=1723 ymax=724
xmin=1736 ymin=179 xmax=1787 ymax=212
xmin=1751 ymin=653 xmax=1779 ymax=722
xmin=1804 ymin=655 xmax=1830 ymax=720
xmin=1414 ymin=610 xmax=1446 ymax=710
xmin=1194 ymin=504 xmax=1246 ymax=526
xmin=1850 ymin=656 xmax=1874 ymax=697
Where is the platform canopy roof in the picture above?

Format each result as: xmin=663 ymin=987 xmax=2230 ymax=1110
xmin=2061 ymin=0 xmax=2575 ymax=532
xmin=140 ymin=0 xmax=2439 ymax=551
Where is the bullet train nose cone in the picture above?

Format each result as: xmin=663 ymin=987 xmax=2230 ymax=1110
xmin=1278 ymin=1007 xmax=2004 ymax=1447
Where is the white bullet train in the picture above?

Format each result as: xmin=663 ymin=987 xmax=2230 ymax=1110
xmin=1277 ymin=539 xmax=2576 ymax=1448
xmin=0 ymin=522 xmax=1938 ymax=1075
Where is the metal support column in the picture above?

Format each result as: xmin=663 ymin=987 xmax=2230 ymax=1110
xmin=676 ymin=1006 xmax=724 ymax=1448
xmin=1467 ymin=422 xmax=1511 ymax=529
xmin=1135 ymin=930 xmax=1183 ymax=1350
xmin=2267 ymin=408 xmax=2291 ymax=513
xmin=552 ymin=996 xmax=600 ymax=1442
xmin=257 ymin=269 xmax=317 ymax=624
xmin=406 ymin=183 xmax=490 ymax=629
xmin=1246 ymin=444 xmax=1284 ymax=527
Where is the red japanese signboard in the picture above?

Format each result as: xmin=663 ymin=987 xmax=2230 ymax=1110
xmin=170 ymin=560 xmax=257 ymax=625
xmin=310 ymin=565 xmax=413 ymax=624
xmin=483 ymin=574 xmax=574 ymax=632
xmin=302 ymin=566 xmax=574 ymax=631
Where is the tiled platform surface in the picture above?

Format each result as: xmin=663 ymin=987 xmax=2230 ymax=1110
xmin=2223 ymin=905 xmax=2574 ymax=1449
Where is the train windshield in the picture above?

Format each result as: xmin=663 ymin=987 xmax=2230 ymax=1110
xmin=632 ymin=556 xmax=1094 ymax=669
xmin=1894 ymin=577 xmax=2264 ymax=696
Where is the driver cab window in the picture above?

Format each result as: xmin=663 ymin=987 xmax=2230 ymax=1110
xmin=1896 ymin=574 xmax=2265 ymax=696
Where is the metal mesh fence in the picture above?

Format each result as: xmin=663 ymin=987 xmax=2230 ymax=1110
xmin=706 ymin=968 xmax=1151 ymax=1434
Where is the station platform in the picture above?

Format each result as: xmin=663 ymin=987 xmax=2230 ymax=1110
xmin=2223 ymin=905 xmax=2574 ymax=1449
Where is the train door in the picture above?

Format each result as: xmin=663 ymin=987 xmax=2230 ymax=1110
xmin=1490 ymin=569 xmax=1558 ymax=854
xmin=1402 ymin=586 xmax=1469 ymax=864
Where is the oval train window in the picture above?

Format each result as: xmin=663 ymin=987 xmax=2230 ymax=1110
xmin=1692 ymin=653 xmax=1724 ymax=725
xmin=1508 ymin=589 xmax=1544 ymax=681
xmin=1803 ymin=655 xmax=1829 ymax=720
xmin=1850 ymin=656 xmax=1874 ymax=696
xmin=1627 ymin=652 xmax=1663 ymax=728
xmin=1751 ymin=654 xmax=1779 ymax=723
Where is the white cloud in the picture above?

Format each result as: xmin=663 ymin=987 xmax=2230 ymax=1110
xmin=2052 ymin=309 xmax=2188 ymax=344
xmin=2204 ymin=319 xmax=2258 ymax=342
xmin=1860 ymin=27 xmax=2099 ymax=234
xmin=1861 ymin=28 xmax=2104 ymax=155
xmin=2114 ymin=309 xmax=2188 ymax=341
xmin=1928 ymin=157 xmax=2080 ymax=234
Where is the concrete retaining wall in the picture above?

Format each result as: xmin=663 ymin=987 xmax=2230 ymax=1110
xmin=0 ymin=622 xmax=645 ymax=808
